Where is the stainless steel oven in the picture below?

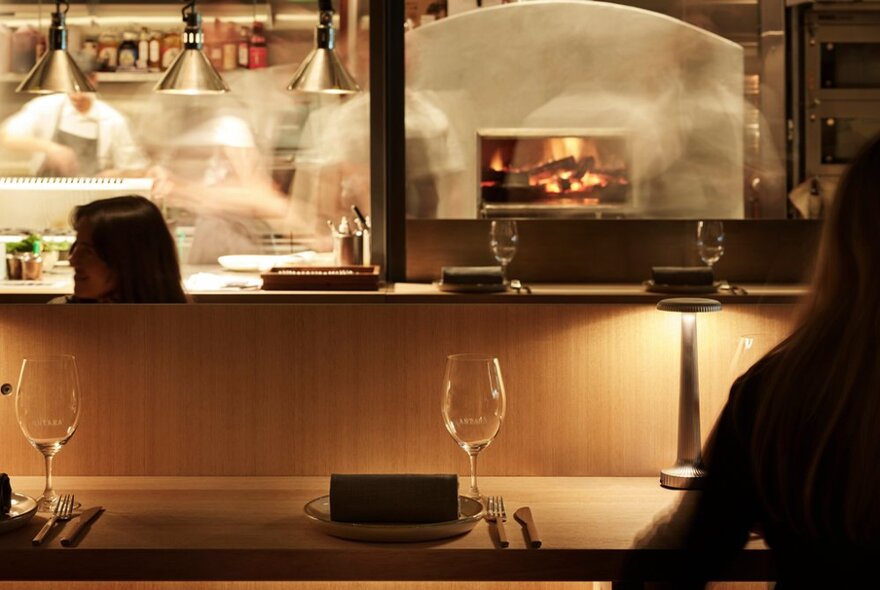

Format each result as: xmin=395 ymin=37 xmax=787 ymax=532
xmin=799 ymin=5 xmax=880 ymax=196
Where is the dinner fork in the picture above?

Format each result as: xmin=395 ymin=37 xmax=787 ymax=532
xmin=32 ymin=494 xmax=75 ymax=546
xmin=486 ymin=495 xmax=509 ymax=548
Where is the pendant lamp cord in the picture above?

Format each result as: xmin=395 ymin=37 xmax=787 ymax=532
xmin=182 ymin=0 xmax=197 ymax=20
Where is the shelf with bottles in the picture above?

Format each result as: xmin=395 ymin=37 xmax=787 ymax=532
xmin=0 ymin=71 xmax=163 ymax=83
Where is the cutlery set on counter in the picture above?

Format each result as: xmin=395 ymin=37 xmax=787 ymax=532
xmin=485 ymin=496 xmax=542 ymax=549
xmin=31 ymin=494 xmax=104 ymax=547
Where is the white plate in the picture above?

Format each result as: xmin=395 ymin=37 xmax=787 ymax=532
xmin=218 ymin=253 xmax=315 ymax=272
xmin=0 ymin=492 xmax=38 ymax=535
xmin=303 ymin=495 xmax=484 ymax=543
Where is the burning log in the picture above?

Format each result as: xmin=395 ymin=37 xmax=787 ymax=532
xmin=525 ymin=156 xmax=577 ymax=181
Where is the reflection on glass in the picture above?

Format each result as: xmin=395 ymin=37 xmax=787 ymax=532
xmin=726 ymin=334 xmax=774 ymax=393
xmin=489 ymin=220 xmax=517 ymax=285
xmin=696 ymin=220 xmax=725 ymax=268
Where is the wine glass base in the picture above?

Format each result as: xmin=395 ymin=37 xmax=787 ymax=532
xmin=37 ymin=496 xmax=82 ymax=513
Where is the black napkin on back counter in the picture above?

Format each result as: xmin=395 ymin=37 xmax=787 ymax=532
xmin=441 ymin=266 xmax=504 ymax=285
xmin=651 ymin=266 xmax=715 ymax=286
xmin=1 ymin=473 xmax=11 ymax=515
xmin=330 ymin=474 xmax=459 ymax=523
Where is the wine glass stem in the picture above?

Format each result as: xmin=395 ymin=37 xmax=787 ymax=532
xmin=42 ymin=454 xmax=56 ymax=506
xmin=468 ymin=451 xmax=480 ymax=499
xmin=501 ymin=262 xmax=508 ymax=284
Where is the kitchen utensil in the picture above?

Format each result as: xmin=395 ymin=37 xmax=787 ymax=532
xmin=510 ymin=280 xmax=531 ymax=294
xmin=32 ymin=493 xmax=74 ymax=546
xmin=486 ymin=495 xmax=508 ymax=548
xmin=303 ymin=495 xmax=483 ymax=542
xmin=61 ymin=506 xmax=104 ymax=546
xmin=513 ymin=506 xmax=541 ymax=548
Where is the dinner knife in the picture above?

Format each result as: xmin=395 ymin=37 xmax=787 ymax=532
xmin=513 ymin=506 xmax=542 ymax=548
xmin=60 ymin=506 xmax=104 ymax=547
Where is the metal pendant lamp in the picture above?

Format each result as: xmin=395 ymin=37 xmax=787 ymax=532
xmin=154 ymin=0 xmax=229 ymax=95
xmin=288 ymin=0 xmax=360 ymax=95
xmin=16 ymin=0 xmax=96 ymax=94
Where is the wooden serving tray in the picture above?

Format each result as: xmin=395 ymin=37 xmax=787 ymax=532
xmin=261 ymin=266 xmax=381 ymax=291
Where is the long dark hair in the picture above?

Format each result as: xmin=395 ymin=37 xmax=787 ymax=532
xmin=750 ymin=133 xmax=880 ymax=544
xmin=72 ymin=196 xmax=187 ymax=303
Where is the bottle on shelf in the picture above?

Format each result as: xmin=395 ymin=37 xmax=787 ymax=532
xmin=205 ymin=19 xmax=224 ymax=70
xmin=35 ymin=33 xmax=47 ymax=61
xmin=11 ymin=25 xmax=38 ymax=74
xmin=136 ymin=28 xmax=150 ymax=71
xmin=237 ymin=25 xmax=250 ymax=69
xmin=148 ymin=30 xmax=162 ymax=72
xmin=161 ymin=30 xmax=181 ymax=71
xmin=248 ymin=21 xmax=267 ymax=69
xmin=222 ymin=22 xmax=237 ymax=72
xmin=97 ymin=30 xmax=119 ymax=72
xmin=117 ymin=31 xmax=138 ymax=72
xmin=0 ymin=24 xmax=11 ymax=74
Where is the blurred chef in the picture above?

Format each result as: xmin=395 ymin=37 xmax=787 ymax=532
xmin=0 ymin=60 xmax=147 ymax=177
xmin=140 ymin=100 xmax=311 ymax=264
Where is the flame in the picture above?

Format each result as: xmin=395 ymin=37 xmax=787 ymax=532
xmin=489 ymin=149 xmax=505 ymax=172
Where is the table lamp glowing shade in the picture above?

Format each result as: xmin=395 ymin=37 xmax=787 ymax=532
xmin=656 ymin=297 xmax=722 ymax=490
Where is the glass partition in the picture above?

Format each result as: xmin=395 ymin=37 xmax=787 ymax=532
xmin=0 ymin=0 xmax=370 ymax=270
xmin=402 ymin=0 xmax=787 ymax=220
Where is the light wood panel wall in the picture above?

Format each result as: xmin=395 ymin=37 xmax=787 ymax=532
xmin=0 ymin=304 xmax=797 ymax=477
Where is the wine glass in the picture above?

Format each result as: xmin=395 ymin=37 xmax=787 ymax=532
xmin=490 ymin=220 xmax=518 ymax=285
xmin=15 ymin=355 xmax=81 ymax=512
xmin=696 ymin=220 xmax=725 ymax=268
xmin=441 ymin=354 xmax=506 ymax=502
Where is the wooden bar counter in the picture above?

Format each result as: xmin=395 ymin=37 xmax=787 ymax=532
xmin=0 ymin=476 xmax=772 ymax=583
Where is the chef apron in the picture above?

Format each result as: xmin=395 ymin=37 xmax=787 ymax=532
xmin=37 ymin=99 xmax=101 ymax=177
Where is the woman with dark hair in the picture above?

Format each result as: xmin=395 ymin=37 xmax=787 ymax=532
xmin=630 ymin=134 xmax=880 ymax=587
xmin=63 ymin=195 xmax=187 ymax=303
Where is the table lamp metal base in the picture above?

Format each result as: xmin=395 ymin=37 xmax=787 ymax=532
xmin=660 ymin=463 xmax=708 ymax=490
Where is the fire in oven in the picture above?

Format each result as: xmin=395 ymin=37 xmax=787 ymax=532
xmin=477 ymin=129 xmax=634 ymax=218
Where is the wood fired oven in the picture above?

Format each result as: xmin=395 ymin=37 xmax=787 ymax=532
xmin=477 ymin=129 xmax=635 ymax=218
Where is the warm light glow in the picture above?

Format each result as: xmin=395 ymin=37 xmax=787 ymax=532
xmin=489 ymin=150 xmax=505 ymax=172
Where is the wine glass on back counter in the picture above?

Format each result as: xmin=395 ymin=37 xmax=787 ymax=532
xmin=490 ymin=220 xmax=518 ymax=285
xmin=15 ymin=355 xmax=81 ymax=511
xmin=441 ymin=354 xmax=506 ymax=501
xmin=696 ymin=220 xmax=725 ymax=268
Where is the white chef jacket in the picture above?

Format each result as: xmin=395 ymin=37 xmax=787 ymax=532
xmin=1 ymin=93 xmax=148 ymax=175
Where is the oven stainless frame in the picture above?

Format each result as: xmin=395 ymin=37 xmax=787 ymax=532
xmin=475 ymin=127 xmax=638 ymax=219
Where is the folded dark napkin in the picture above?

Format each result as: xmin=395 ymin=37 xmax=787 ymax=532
xmin=1 ymin=473 xmax=10 ymax=515
xmin=441 ymin=266 xmax=504 ymax=285
xmin=651 ymin=266 xmax=715 ymax=286
xmin=329 ymin=473 xmax=459 ymax=523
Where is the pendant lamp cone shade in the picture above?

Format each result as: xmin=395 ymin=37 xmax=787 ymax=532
xmin=288 ymin=48 xmax=360 ymax=94
xmin=154 ymin=2 xmax=229 ymax=95
xmin=288 ymin=0 xmax=360 ymax=95
xmin=16 ymin=49 xmax=96 ymax=94
xmin=154 ymin=49 xmax=229 ymax=95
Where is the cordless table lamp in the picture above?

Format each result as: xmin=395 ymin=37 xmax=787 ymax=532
xmin=656 ymin=297 xmax=721 ymax=489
